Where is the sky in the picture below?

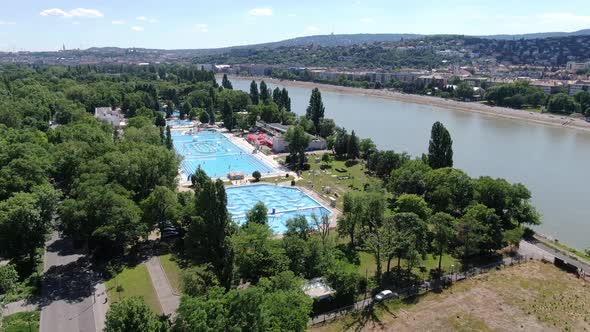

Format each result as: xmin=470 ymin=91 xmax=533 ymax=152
xmin=1 ymin=0 xmax=590 ymax=51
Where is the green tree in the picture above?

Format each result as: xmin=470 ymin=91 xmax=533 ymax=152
xmin=165 ymin=125 xmax=173 ymax=150
xmin=284 ymin=125 xmax=310 ymax=170
xmin=252 ymin=170 xmax=261 ymax=182
xmin=181 ymin=264 xmax=219 ymax=297
xmin=394 ymin=194 xmax=432 ymax=220
xmin=231 ymin=223 xmax=288 ymax=282
xmin=388 ymin=159 xmax=431 ymax=195
xmin=324 ymin=259 xmax=360 ymax=302
xmin=305 ymin=88 xmax=325 ymax=134
xmin=221 ymin=74 xmax=233 ymax=90
xmin=198 ymin=110 xmax=209 ymax=124
xmin=455 ymin=204 xmax=503 ymax=260
xmin=359 ymin=138 xmax=377 ymax=160
xmin=455 ymin=82 xmax=474 ymax=100
xmin=104 ymin=297 xmax=164 ymax=332
xmin=346 ymin=130 xmax=360 ymax=160
xmin=155 ymin=113 xmax=166 ymax=127
xmin=221 ymin=99 xmax=234 ymax=131
xmin=259 ymin=81 xmax=270 ymax=104
xmin=181 ymin=102 xmax=191 ymax=120
xmin=318 ymin=118 xmax=336 ymax=138
xmin=428 ymin=121 xmax=453 ymax=169
xmin=429 ymin=212 xmax=457 ymax=272
xmin=546 ymin=93 xmax=580 ymax=114
xmin=246 ymin=201 xmax=268 ymax=225
xmin=185 ymin=175 xmax=233 ymax=288
xmin=140 ymin=186 xmax=179 ymax=232
xmin=249 ymin=80 xmax=259 ymax=105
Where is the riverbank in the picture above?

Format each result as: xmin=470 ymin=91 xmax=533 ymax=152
xmin=226 ymin=75 xmax=590 ymax=133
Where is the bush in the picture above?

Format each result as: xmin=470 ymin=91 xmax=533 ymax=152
xmin=252 ymin=170 xmax=261 ymax=182
xmin=301 ymin=163 xmax=311 ymax=171
xmin=0 ymin=263 xmax=19 ymax=294
xmin=291 ymin=180 xmax=296 ymax=186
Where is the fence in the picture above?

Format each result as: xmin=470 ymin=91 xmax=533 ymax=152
xmin=311 ymin=255 xmax=529 ymax=326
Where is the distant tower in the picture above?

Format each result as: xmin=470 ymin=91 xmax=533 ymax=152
xmin=62 ymin=43 xmax=66 ymax=51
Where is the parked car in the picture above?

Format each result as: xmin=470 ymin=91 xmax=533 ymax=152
xmin=374 ymin=290 xmax=397 ymax=302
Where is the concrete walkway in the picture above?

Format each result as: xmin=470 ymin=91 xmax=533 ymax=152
xmin=145 ymin=256 xmax=180 ymax=317
xmin=2 ymin=300 xmax=38 ymax=316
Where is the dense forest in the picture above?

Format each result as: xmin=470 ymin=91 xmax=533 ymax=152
xmin=0 ymin=64 xmax=542 ymax=331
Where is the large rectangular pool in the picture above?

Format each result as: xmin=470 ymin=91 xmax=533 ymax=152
xmin=172 ymin=130 xmax=276 ymax=179
xmin=226 ymin=184 xmax=332 ymax=234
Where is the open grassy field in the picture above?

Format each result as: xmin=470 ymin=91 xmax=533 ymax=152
xmin=311 ymin=261 xmax=590 ymax=332
xmin=357 ymin=251 xmax=460 ymax=278
xmin=159 ymin=254 xmax=182 ymax=293
xmin=1 ymin=311 xmax=40 ymax=332
xmin=296 ymin=157 xmax=384 ymax=210
xmin=105 ymin=263 xmax=162 ymax=314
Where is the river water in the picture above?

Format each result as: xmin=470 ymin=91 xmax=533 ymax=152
xmin=224 ymin=77 xmax=590 ymax=251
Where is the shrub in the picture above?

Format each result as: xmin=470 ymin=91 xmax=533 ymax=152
xmin=252 ymin=170 xmax=261 ymax=182
xmin=0 ymin=264 xmax=19 ymax=294
xmin=291 ymin=180 xmax=296 ymax=186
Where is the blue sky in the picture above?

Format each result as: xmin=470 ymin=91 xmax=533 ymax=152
xmin=1 ymin=0 xmax=590 ymax=51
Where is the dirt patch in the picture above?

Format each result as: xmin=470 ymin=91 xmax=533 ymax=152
xmin=312 ymin=261 xmax=589 ymax=332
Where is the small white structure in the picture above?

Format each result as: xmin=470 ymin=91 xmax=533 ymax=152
xmin=95 ymin=107 xmax=126 ymax=128
xmin=303 ymin=278 xmax=335 ymax=300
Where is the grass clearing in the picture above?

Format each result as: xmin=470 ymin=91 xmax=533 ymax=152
xmin=357 ymin=251 xmax=460 ymax=278
xmin=159 ymin=254 xmax=182 ymax=293
xmin=312 ymin=261 xmax=590 ymax=331
xmin=105 ymin=263 xmax=162 ymax=314
xmin=1 ymin=311 xmax=40 ymax=332
xmin=296 ymin=157 xmax=384 ymax=210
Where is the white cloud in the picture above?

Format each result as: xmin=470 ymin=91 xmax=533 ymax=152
xmin=40 ymin=8 xmax=103 ymax=18
xmin=195 ymin=23 xmax=209 ymax=33
xmin=137 ymin=16 xmax=158 ymax=23
xmin=112 ymin=20 xmax=125 ymax=25
xmin=131 ymin=26 xmax=144 ymax=32
xmin=249 ymin=8 xmax=273 ymax=16
xmin=305 ymin=25 xmax=320 ymax=33
xmin=359 ymin=17 xmax=373 ymax=23
xmin=0 ymin=20 xmax=16 ymax=25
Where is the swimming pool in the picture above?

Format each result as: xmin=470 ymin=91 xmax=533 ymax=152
xmin=167 ymin=119 xmax=194 ymax=128
xmin=172 ymin=130 xmax=276 ymax=179
xmin=226 ymin=184 xmax=332 ymax=234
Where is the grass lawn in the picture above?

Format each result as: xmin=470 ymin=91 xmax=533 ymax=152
xmin=105 ymin=264 xmax=162 ymax=314
xmin=312 ymin=261 xmax=590 ymax=331
xmin=296 ymin=157 xmax=384 ymax=210
xmin=1 ymin=311 xmax=40 ymax=332
xmin=159 ymin=254 xmax=182 ymax=293
xmin=358 ymin=251 xmax=461 ymax=279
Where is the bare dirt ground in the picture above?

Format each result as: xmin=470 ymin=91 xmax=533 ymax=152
xmin=312 ymin=261 xmax=590 ymax=332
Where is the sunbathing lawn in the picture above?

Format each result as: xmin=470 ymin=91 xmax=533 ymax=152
xmin=312 ymin=261 xmax=590 ymax=332
xmin=159 ymin=254 xmax=182 ymax=293
xmin=105 ymin=264 xmax=162 ymax=314
xmin=1 ymin=311 xmax=40 ymax=332
xmin=296 ymin=157 xmax=384 ymax=210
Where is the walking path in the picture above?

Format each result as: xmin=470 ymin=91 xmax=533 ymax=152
xmin=2 ymin=300 xmax=38 ymax=316
xmin=145 ymin=256 xmax=180 ymax=318
xmin=39 ymin=232 xmax=108 ymax=332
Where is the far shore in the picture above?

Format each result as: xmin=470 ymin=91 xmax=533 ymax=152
xmin=223 ymin=74 xmax=590 ymax=133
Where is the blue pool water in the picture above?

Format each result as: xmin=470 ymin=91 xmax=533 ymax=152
xmin=167 ymin=119 xmax=194 ymax=127
xmin=226 ymin=184 xmax=332 ymax=234
xmin=172 ymin=130 xmax=276 ymax=178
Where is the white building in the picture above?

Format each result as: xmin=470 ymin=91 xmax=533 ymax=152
xmin=566 ymin=61 xmax=590 ymax=72
xmin=95 ymin=107 xmax=126 ymax=127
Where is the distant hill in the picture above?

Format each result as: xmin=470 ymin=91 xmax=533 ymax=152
xmin=83 ymin=29 xmax=590 ymax=55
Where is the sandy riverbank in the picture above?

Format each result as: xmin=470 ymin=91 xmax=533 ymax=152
xmin=225 ymin=75 xmax=590 ymax=133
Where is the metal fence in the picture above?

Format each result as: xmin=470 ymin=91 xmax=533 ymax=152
xmin=311 ymin=255 xmax=529 ymax=326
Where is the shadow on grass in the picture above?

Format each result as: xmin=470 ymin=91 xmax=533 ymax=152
xmin=341 ymin=303 xmax=384 ymax=332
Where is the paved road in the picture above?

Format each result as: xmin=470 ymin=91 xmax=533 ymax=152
xmin=145 ymin=256 xmax=179 ymax=317
xmin=39 ymin=232 xmax=107 ymax=332
xmin=522 ymin=239 xmax=590 ymax=272
xmin=2 ymin=299 xmax=38 ymax=316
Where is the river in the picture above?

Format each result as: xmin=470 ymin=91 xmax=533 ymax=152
xmin=223 ymin=77 xmax=590 ymax=251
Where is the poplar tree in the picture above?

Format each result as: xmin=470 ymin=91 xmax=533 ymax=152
xmin=428 ymin=121 xmax=453 ymax=169
xmin=249 ymin=80 xmax=259 ymax=105
xmin=306 ymin=88 xmax=325 ymax=134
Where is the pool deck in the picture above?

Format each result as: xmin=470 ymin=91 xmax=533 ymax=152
xmin=173 ymin=128 xmax=288 ymax=184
